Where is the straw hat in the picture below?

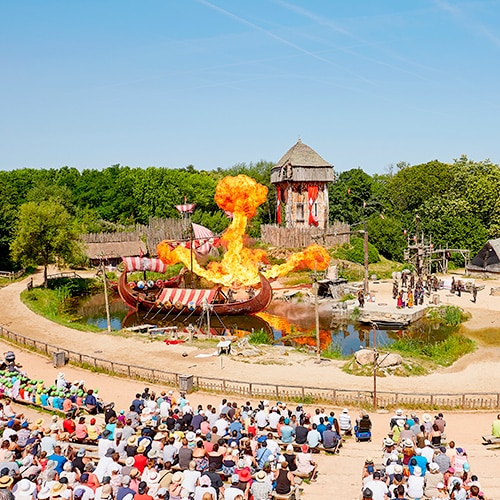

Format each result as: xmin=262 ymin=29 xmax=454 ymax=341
xmin=35 ymin=418 xmax=44 ymax=427
xmin=422 ymin=413 xmax=432 ymax=423
xmin=129 ymin=468 xmax=140 ymax=479
xmin=136 ymin=445 xmax=146 ymax=454
xmin=127 ymin=435 xmax=138 ymax=446
xmin=255 ymin=470 xmax=266 ymax=482
xmin=50 ymin=483 xmax=67 ymax=496
xmin=172 ymin=471 xmax=183 ymax=483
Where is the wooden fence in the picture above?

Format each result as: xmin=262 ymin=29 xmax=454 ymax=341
xmin=261 ymin=223 xmax=351 ymax=248
xmin=0 ymin=270 xmax=25 ymax=280
xmin=83 ymin=218 xmax=188 ymax=256
xmin=0 ymin=325 xmax=498 ymax=410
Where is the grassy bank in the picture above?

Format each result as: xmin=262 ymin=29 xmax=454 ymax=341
xmin=21 ymin=280 xmax=102 ymax=333
xmin=343 ymin=334 xmax=476 ymax=377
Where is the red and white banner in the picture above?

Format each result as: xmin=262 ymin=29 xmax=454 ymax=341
xmin=307 ymin=185 xmax=319 ymax=226
xmin=276 ymin=186 xmax=282 ymax=225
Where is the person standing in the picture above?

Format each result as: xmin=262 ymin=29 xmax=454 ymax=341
xmin=358 ymin=290 xmax=365 ymax=308
xmin=472 ymin=284 xmax=478 ymax=303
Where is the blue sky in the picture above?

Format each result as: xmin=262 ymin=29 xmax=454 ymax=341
xmin=2 ymin=0 xmax=500 ymax=175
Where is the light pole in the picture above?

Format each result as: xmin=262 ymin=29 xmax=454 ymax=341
xmin=372 ymin=323 xmax=378 ymax=410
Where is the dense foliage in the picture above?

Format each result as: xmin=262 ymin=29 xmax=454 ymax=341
xmin=1 ymin=155 xmax=499 ymax=270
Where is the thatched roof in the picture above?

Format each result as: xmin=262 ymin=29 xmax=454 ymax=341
xmin=467 ymin=238 xmax=500 ymax=273
xmin=84 ymin=240 xmax=147 ymax=260
xmin=271 ymin=139 xmax=335 ymax=184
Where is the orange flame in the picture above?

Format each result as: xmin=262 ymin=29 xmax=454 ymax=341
xmin=157 ymin=175 xmax=330 ymax=287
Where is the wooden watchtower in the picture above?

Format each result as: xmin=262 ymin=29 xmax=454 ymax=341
xmin=271 ymin=139 xmax=334 ymax=229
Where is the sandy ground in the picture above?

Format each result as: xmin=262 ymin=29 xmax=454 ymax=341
xmin=1 ymin=268 xmax=500 ymax=498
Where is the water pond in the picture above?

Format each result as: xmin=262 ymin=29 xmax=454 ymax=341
xmin=74 ymin=292 xmax=457 ymax=356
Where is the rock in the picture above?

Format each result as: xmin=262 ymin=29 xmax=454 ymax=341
xmin=378 ymin=353 xmax=402 ymax=368
xmin=355 ymin=349 xmax=375 ymax=365
xmin=355 ymin=349 xmax=402 ymax=368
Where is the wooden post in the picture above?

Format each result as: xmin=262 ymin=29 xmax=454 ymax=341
xmin=102 ymin=258 xmax=112 ymax=333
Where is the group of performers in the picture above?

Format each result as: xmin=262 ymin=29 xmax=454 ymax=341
xmin=393 ymin=272 xmax=439 ymax=309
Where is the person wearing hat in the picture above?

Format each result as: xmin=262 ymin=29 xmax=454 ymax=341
xmin=1 ymin=451 xmax=20 ymax=478
xmin=0 ymin=475 xmax=13 ymax=491
xmin=422 ymin=413 xmax=433 ymax=433
xmin=116 ymin=476 xmax=135 ymax=500
xmin=250 ymin=470 xmax=272 ymax=500
xmin=296 ymin=444 xmax=317 ymax=481
xmin=361 ymin=487 xmax=373 ymax=500
xmin=168 ymin=471 xmax=184 ymax=500
xmin=49 ymin=482 xmax=67 ymax=500
xmin=407 ymin=466 xmax=424 ymax=499
xmin=94 ymin=448 xmax=116 ymax=482
xmin=222 ymin=474 xmax=242 ymax=500
xmin=191 ymin=474 xmax=215 ymax=500
xmin=98 ymin=430 xmax=114 ymax=458
xmin=133 ymin=481 xmax=153 ymax=500
xmin=338 ymin=408 xmax=352 ymax=435
xmin=17 ymin=422 xmax=32 ymax=449
xmin=434 ymin=446 xmax=451 ymax=474
xmin=179 ymin=461 xmax=200 ymax=498
xmin=424 ymin=462 xmax=444 ymax=498
xmin=200 ymin=465 xmax=224 ymax=500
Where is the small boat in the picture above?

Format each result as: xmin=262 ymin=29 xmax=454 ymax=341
xmin=118 ymin=257 xmax=272 ymax=316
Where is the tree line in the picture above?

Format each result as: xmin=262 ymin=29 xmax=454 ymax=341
xmin=2 ymin=155 xmax=499 ymax=274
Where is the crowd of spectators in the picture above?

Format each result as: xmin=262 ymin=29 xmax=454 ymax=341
xmin=360 ymin=409 xmax=490 ymax=500
xmin=0 ymin=383 xmax=355 ymax=500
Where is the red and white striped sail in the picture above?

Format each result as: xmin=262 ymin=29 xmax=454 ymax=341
xmin=167 ymin=223 xmax=219 ymax=256
xmin=123 ymin=257 xmax=168 ymax=273
xmin=158 ymin=287 xmax=217 ymax=306
xmin=192 ymin=223 xmax=218 ymax=255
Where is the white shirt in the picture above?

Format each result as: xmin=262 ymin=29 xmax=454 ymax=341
xmin=266 ymin=439 xmax=280 ymax=456
xmin=159 ymin=401 xmax=171 ymax=418
xmin=363 ymin=479 xmax=388 ymax=500
xmin=268 ymin=412 xmax=281 ymax=430
xmin=255 ymin=410 xmax=268 ymax=428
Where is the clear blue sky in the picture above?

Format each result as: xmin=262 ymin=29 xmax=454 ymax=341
xmin=2 ymin=0 xmax=500 ymax=175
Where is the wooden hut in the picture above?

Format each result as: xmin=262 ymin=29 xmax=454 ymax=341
xmin=84 ymin=240 xmax=146 ymax=268
xmin=271 ymin=139 xmax=334 ymax=229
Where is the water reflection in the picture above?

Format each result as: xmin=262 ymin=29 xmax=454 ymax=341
xmin=75 ymin=293 xmax=457 ymax=356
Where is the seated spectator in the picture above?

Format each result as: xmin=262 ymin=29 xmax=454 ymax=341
xmin=274 ymin=461 xmax=295 ymax=495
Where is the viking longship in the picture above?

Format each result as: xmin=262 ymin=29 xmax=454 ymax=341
xmin=117 ymin=256 xmax=272 ymax=316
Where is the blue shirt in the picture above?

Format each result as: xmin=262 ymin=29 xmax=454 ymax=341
xmin=280 ymin=425 xmax=295 ymax=444
xmin=49 ymin=453 xmax=67 ymax=474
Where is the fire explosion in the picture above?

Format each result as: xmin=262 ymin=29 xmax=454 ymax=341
xmin=157 ymin=175 xmax=330 ymax=287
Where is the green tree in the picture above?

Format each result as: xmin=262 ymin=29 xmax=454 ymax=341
xmin=329 ymin=168 xmax=375 ymax=225
xmin=385 ymin=160 xmax=454 ymax=215
xmin=367 ymin=214 xmax=405 ymax=262
xmin=10 ymin=201 xmax=82 ymax=286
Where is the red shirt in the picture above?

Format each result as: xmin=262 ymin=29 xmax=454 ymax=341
xmin=63 ymin=419 xmax=76 ymax=434
xmin=134 ymin=454 xmax=148 ymax=473
xmin=134 ymin=494 xmax=153 ymax=500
